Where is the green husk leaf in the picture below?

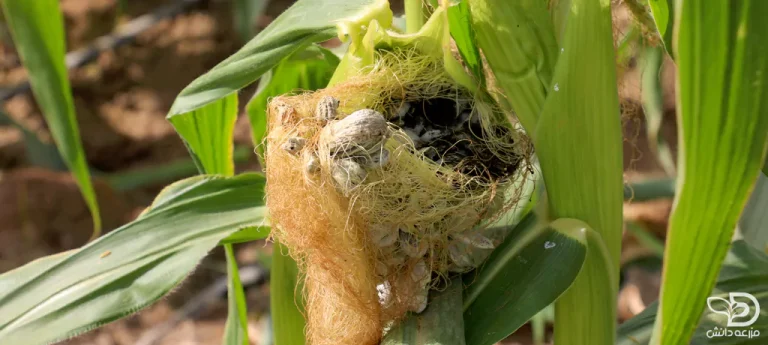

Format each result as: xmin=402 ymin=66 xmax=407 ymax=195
xmin=446 ymin=0 xmax=484 ymax=83
xmin=469 ymin=0 xmax=558 ymax=131
xmin=330 ymin=6 xmax=476 ymax=93
xmin=463 ymin=216 xmax=589 ymax=345
xmin=382 ymin=277 xmax=466 ymax=345
xmin=532 ymin=0 xmax=624 ymax=343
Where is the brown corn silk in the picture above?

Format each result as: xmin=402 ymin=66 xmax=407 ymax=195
xmin=265 ymin=50 xmax=532 ymax=345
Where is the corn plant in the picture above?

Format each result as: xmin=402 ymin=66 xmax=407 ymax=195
xmin=0 ymin=0 xmax=767 ymax=345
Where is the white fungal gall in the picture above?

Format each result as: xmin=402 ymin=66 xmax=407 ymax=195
xmin=331 ymin=158 xmax=367 ymax=193
xmin=399 ymin=231 xmax=428 ymax=258
xmin=409 ymin=287 xmax=429 ymax=313
xmin=273 ymin=100 xmax=295 ymax=124
xmin=410 ymin=260 xmax=430 ymax=287
xmin=453 ymin=232 xmax=495 ymax=249
xmin=370 ymin=224 xmax=398 ymax=247
xmin=377 ymin=281 xmax=392 ymax=306
xmin=315 ymin=95 xmax=340 ymax=121
xmin=375 ymin=261 xmax=389 ymax=276
xmin=448 ymin=242 xmax=473 ymax=268
xmin=360 ymin=148 xmax=390 ymax=169
xmin=420 ymin=129 xmax=444 ymax=142
xmin=304 ymin=152 xmax=320 ymax=174
xmin=321 ymin=109 xmax=390 ymax=155
xmin=395 ymin=102 xmax=411 ymax=119
xmin=281 ymin=137 xmax=306 ymax=154
xmin=403 ymin=129 xmax=422 ymax=144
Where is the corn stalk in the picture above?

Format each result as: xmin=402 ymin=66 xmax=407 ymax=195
xmin=472 ymin=0 xmax=623 ymax=344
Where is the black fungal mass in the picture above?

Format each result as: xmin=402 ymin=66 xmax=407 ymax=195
xmin=389 ymin=97 xmax=522 ymax=182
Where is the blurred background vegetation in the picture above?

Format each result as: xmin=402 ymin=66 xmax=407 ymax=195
xmin=0 ymin=0 xmax=678 ymax=344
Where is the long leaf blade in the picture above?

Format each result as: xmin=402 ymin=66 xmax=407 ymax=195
xmin=271 ymin=242 xmax=307 ymax=345
xmin=650 ymin=1 xmax=768 ymax=343
xmin=168 ymin=90 xmax=250 ymax=345
xmin=0 ymin=174 xmax=268 ymax=345
xmin=446 ymin=1 xmax=483 ymax=83
xmin=1 ymin=0 xmax=101 ymax=238
xmin=647 ymin=0 xmax=674 ymax=55
xmin=469 ymin=0 xmax=558 ymax=131
xmin=168 ymin=0 xmax=391 ymax=115
xmin=462 ymin=215 xmax=589 ymax=345
xmin=532 ymin=0 xmax=624 ymax=343
xmin=168 ymin=93 xmax=239 ymax=176
xmin=247 ymin=45 xmax=339 ymax=159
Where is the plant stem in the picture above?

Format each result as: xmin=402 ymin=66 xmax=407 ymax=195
xmin=405 ymin=0 xmax=425 ymax=33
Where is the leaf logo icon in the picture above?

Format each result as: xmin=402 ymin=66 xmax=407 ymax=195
xmin=707 ymin=292 xmax=761 ymax=327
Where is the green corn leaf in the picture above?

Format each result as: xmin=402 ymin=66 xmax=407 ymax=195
xmin=446 ymin=0 xmax=483 ymax=83
xmin=1 ymin=0 xmax=102 ymax=239
xmin=382 ymin=277 xmax=465 ymax=345
xmin=463 ymin=215 xmax=589 ymax=345
xmin=641 ymin=46 xmax=675 ymax=175
xmin=219 ymin=223 xmax=271 ymax=245
xmin=624 ymin=178 xmax=676 ymax=202
xmin=650 ymin=1 xmax=768 ymax=343
xmin=739 ymin=173 xmax=768 ymax=251
xmin=0 ymin=110 xmax=66 ymax=170
xmin=168 ymin=0 xmax=392 ymax=115
xmin=223 ymin=244 xmax=250 ymax=345
xmin=168 ymin=93 xmax=239 ymax=176
xmin=404 ymin=0 xmax=427 ymax=33
xmin=469 ymin=0 xmax=558 ymax=131
xmin=233 ymin=0 xmax=268 ymax=42
xmin=106 ymin=146 xmax=254 ymax=192
xmin=618 ymin=240 xmax=768 ymax=345
xmin=168 ymin=91 xmax=253 ymax=345
xmin=272 ymin=242 xmax=307 ymax=345
xmin=647 ymin=0 xmax=674 ymax=55
xmin=532 ymin=0 xmax=624 ymax=343
xmin=0 ymin=174 xmax=267 ymax=345
xmin=247 ymin=45 xmax=339 ymax=159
